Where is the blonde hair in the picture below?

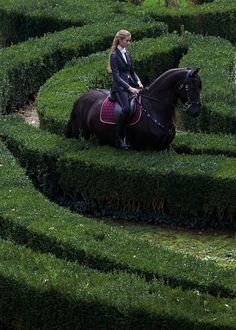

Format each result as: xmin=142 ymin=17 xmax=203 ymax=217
xmin=107 ymin=30 xmax=131 ymax=73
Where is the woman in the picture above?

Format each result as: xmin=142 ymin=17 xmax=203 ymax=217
xmin=108 ymin=30 xmax=143 ymax=149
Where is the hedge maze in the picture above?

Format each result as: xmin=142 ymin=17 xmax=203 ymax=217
xmin=0 ymin=0 xmax=236 ymax=328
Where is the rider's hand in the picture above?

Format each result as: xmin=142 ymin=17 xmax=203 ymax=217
xmin=129 ymin=87 xmax=139 ymax=94
xmin=137 ymin=81 xmax=143 ymax=89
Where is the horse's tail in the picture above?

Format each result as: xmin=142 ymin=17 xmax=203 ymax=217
xmin=64 ymin=98 xmax=81 ymax=138
xmin=64 ymin=118 xmax=73 ymax=138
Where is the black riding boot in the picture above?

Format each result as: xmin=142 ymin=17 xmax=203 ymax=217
xmin=115 ymin=112 xmax=128 ymax=150
xmin=123 ymin=110 xmax=131 ymax=148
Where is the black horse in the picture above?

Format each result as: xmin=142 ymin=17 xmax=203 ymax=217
xmin=65 ymin=68 xmax=201 ymax=150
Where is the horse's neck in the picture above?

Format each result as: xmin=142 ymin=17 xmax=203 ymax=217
xmin=148 ymin=69 xmax=186 ymax=101
xmin=142 ymin=70 xmax=187 ymax=122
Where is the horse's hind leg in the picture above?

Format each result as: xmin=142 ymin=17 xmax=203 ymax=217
xmin=64 ymin=117 xmax=86 ymax=140
xmin=71 ymin=103 xmax=91 ymax=140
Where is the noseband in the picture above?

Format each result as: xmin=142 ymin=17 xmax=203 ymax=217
xmin=177 ymin=70 xmax=201 ymax=112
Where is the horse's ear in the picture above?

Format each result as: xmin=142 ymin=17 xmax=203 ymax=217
xmin=191 ymin=68 xmax=200 ymax=76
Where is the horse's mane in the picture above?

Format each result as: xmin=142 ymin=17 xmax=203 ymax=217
xmin=148 ymin=68 xmax=187 ymax=90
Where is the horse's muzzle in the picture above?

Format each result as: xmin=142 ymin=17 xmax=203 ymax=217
xmin=186 ymin=102 xmax=201 ymax=118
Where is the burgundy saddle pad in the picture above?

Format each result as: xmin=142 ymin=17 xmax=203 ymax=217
xmin=100 ymin=96 xmax=141 ymax=125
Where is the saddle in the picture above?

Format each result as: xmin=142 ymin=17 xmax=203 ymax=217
xmin=100 ymin=94 xmax=141 ymax=125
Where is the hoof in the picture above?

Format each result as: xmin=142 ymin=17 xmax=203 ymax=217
xmin=115 ymin=138 xmax=130 ymax=150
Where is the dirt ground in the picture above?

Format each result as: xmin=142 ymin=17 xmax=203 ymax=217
xmin=18 ymin=101 xmax=40 ymax=128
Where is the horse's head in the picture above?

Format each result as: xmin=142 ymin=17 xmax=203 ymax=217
xmin=177 ymin=68 xmax=202 ymax=118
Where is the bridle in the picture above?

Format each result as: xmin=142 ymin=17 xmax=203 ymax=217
xmin=135 ymin=69 xmax=200 ymax=134
xmin=177 ymin=70 xmax=201 ymax=112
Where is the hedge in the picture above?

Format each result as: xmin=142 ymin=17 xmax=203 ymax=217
xmin=144 ymin=0 xmax=236 ymax=42
xmin=0 ymin=116 xmax=235 ymax=225
xmin=0 ymin=0 xmax=234 ymax=44
xmin=0 ymin=120 xmax=236 ymax=297
xmin=0 ymin=1 xmax=235 ymax=328
xmin=1 ymin=239 xmax=236 ymax=329
xmin=36 ymin=33 xmax=236 ymax=136
xmin=59 ymin=147 xmax=236 ymax=221
xmin=0 ymin=20 xmax=167 ymax=114
xmin=179 ymin=35 xmax=236 ymax=134
xmin=0 ymin=0 xmax=119 ymax=44
xmin=172 ymin=131 xmax=236 ymax=158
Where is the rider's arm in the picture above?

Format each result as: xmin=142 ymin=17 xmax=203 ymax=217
xmin=128 ymin=53 xmax=142 ymax=87
xmin=110 ymin=53 xmax=130 ymax=91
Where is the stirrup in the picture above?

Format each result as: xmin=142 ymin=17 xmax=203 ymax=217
xmin=115 ymin=138 xmax=129 ymax=150
xmin=124 ymin=137 xmax=130 ymax=149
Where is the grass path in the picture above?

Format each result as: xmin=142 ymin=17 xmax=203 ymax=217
xmin=99 ymin=218 xmax=236 ymax=269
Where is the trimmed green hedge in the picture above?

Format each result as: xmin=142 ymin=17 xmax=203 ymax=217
xmin=0 ymin=0 xmax=234 ymax=45
xmin=144 ymin=0 xmax=236 ymax=42
xmin=0 ymin=117 xmax=235 ymax=225
xmin=0 ymin=20 xmax=167 ymax=114
xmin=58 ymin=147 xmax=236 ymax=222
xmin=0 ymin=0 xmax=117 ymax=44
xmin=1 ymin=119 xmax=236 ymax=297
xmin=1 ymin=239 xmax=236 ymax=329
xmin=173 ymin=131 xmax=236 ymax=158
xmin=0 ymin=2 xmax=235 ymax=328
xmin=179 ymin=35 xmax=236 ymax=134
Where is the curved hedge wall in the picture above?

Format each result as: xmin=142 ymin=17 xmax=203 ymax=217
xmin=0 ymin=0 xmax=235 ymax=44
xmin=145 ymin=0 xmax=236 ymax=42
xmin=0 ymin=20 xmax=167 ymax=114
xmin=0 ymin=0 xmax=236 ymax=328
xmin=179 ymin=35 xmax=236 ymax=134
xmin=0 ymin=0 xmax=118 ymax=44
xmin=37 ymin=33 xmax=236 ymax=135
xmin=0 ymin=131 xmax=236 ymax=298
xmin=0 ymin=117 xmax=235 ymax=225
xmin=0 ymin=120 xmax=236 ymax=328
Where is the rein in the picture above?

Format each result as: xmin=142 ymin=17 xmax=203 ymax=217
xmin=134 ymin=95 xmax=174 ymax=134
xmin=139 ymin=93 xmax=175 ymax=107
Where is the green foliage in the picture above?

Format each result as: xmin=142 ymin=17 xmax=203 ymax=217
xmin=0 ymin=0 xmax=117 ymax=44
xmin=0 ymin=137 xmax=236 ymax=302
xmin=0 ymin=20 xmax=167 ymax=114
xmin=58 ymin=147 xmax=236 ymax=222
xmin=173 ymin=131 xmax=236 ymax=157
xmin=1 ymin=239 xmax=236 ymax=329
xmin=179 ymin=36 xmax=236 ymax=134
xmin=0 ymin=0 xmax=236 ymax=328
xmin=0 ymin=117 xmax=235 ymax=225
xmin=115 ymin=222 xmax=236 ymax=269
xmin=37 ymin=33 xmax=236 ymax=136
xmin=1 ymin=0 xmax=232 ymax=45
xmin=145 ymin=0 xmax=236 ymax=42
